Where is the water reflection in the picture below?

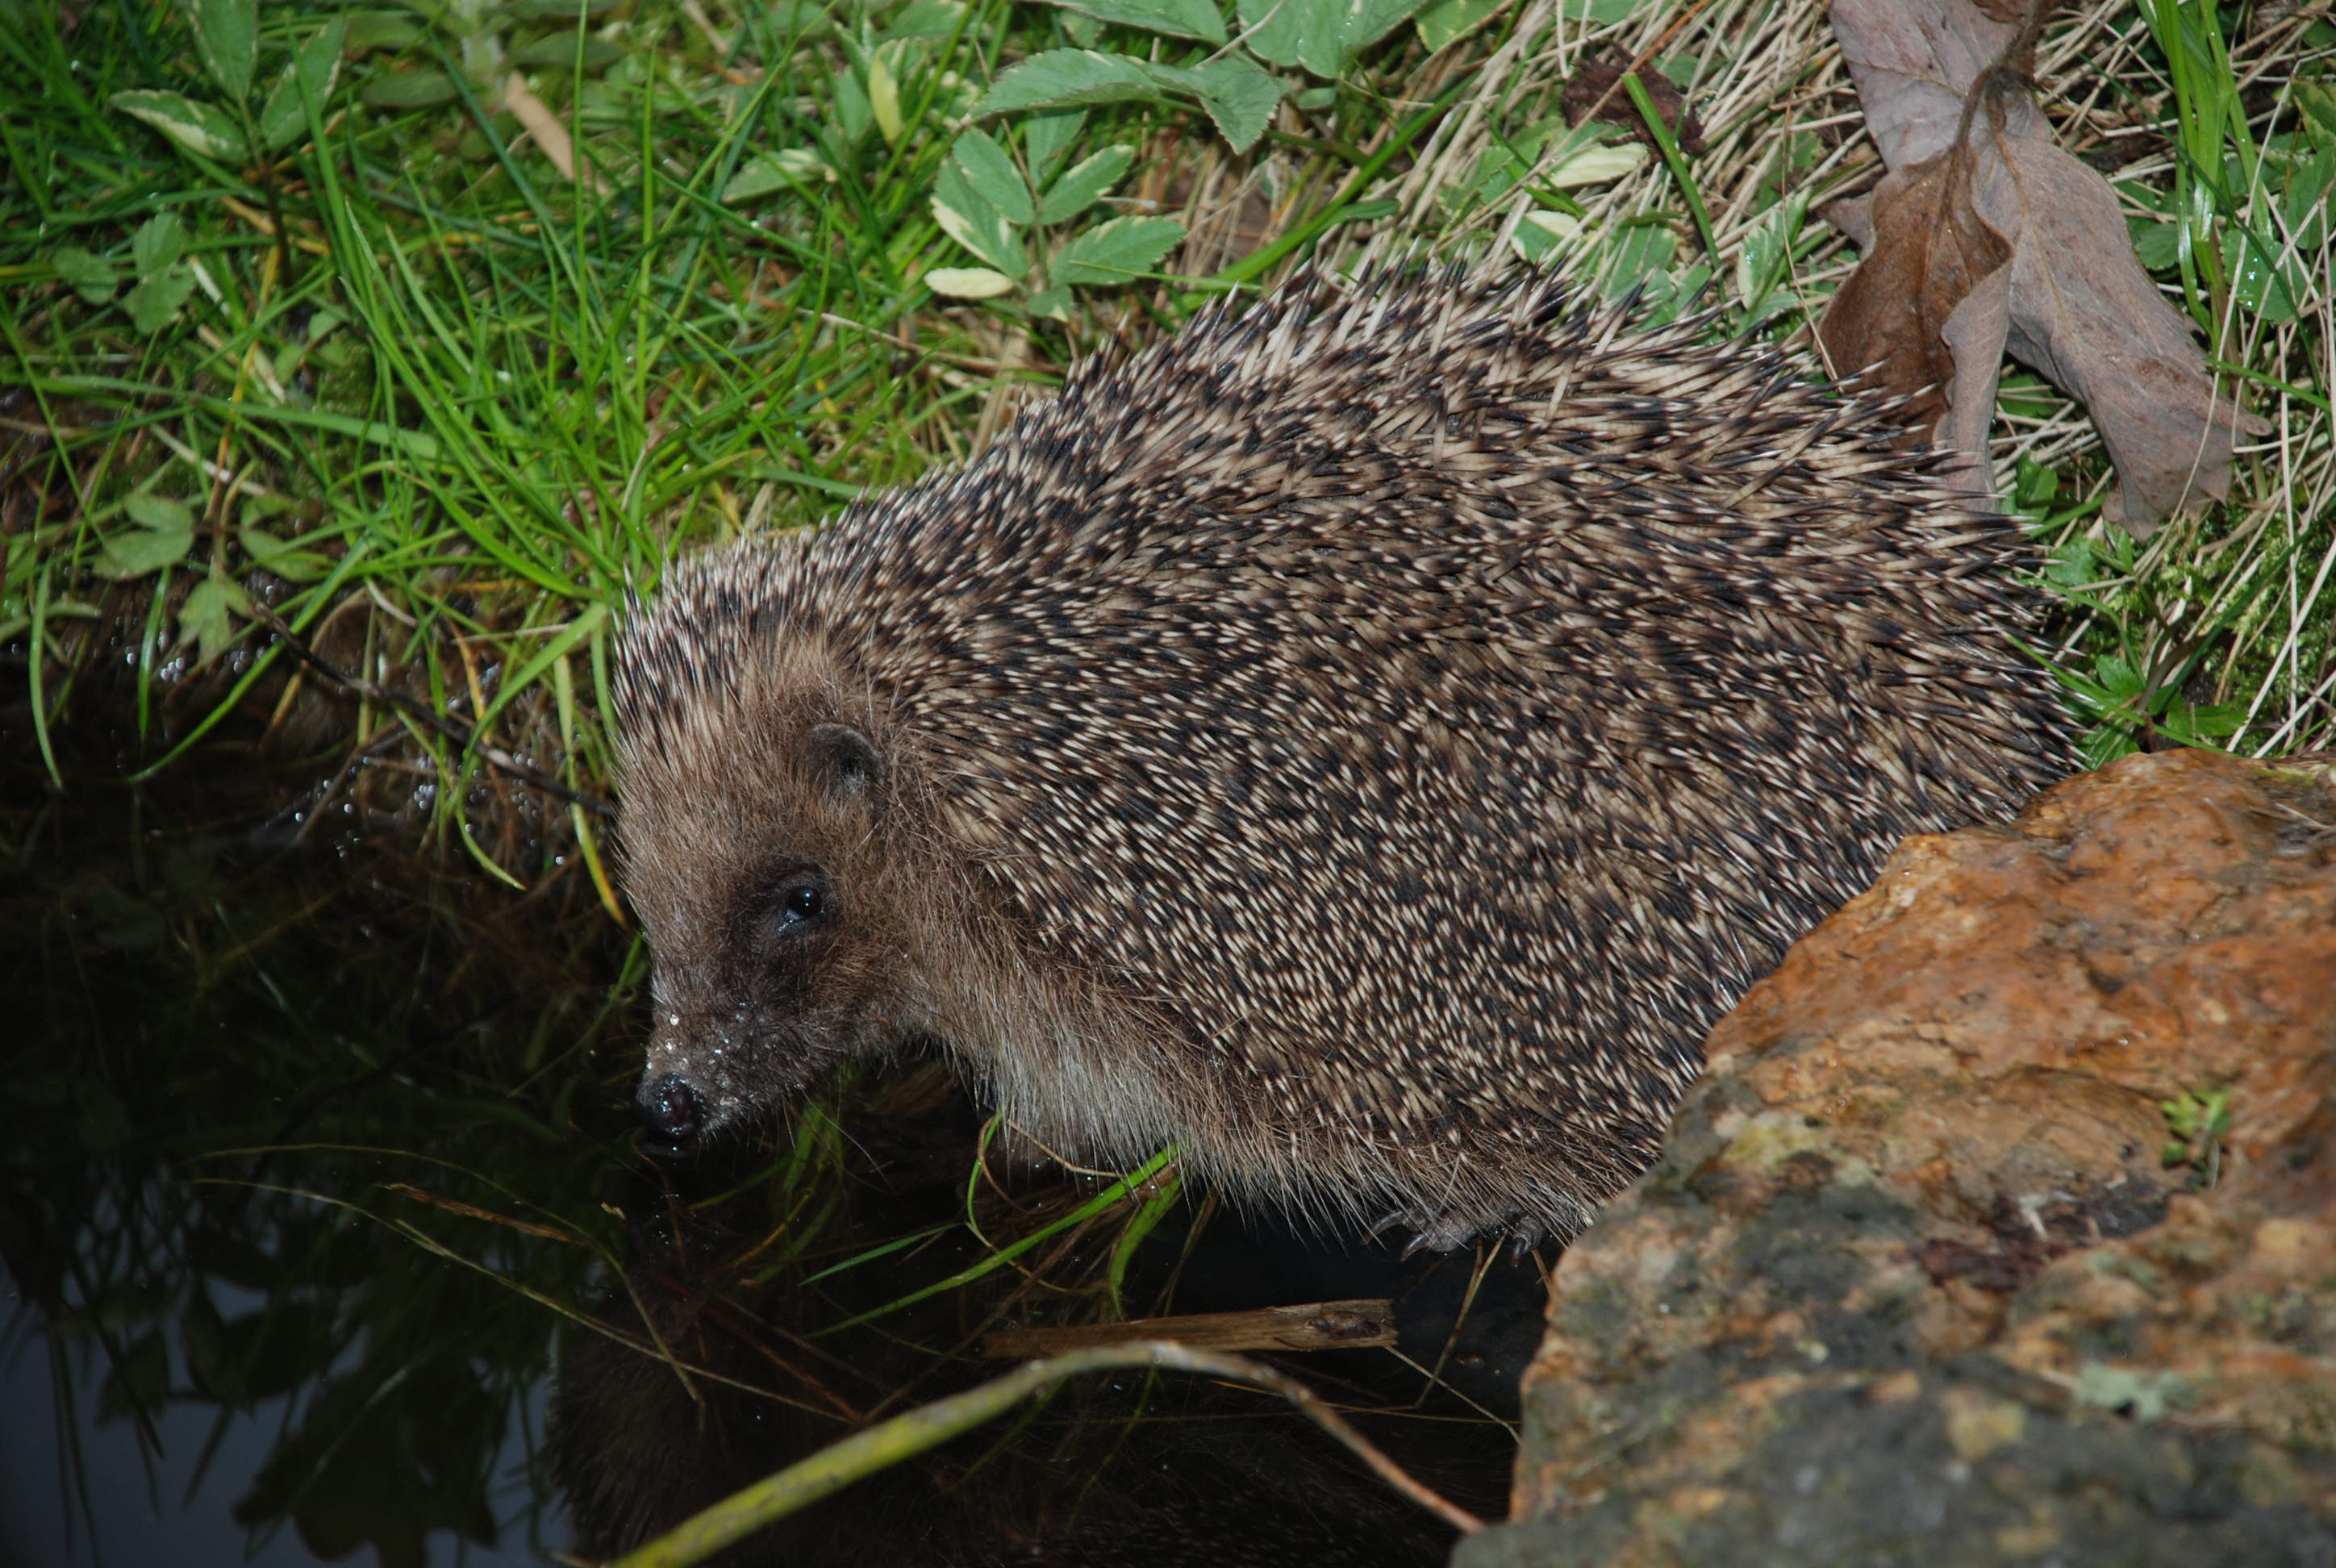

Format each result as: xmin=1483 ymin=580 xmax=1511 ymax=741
xmin=0 ymin=757 xmax=637 ymax=1566
xmin=2 ymin=750 xmax=1529 ymax=1566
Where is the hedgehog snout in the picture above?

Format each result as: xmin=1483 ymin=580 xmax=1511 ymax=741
xmin=638 ymin=1072 xmax=706 ymax=1150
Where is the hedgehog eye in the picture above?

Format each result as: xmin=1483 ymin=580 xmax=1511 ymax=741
xmin=759 ymin=874 xmax=832 ymax=943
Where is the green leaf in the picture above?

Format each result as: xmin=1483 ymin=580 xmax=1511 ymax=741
xmin=131 ymin=213 xmax=186 ymax=278
xmin=53 ymin=246 xmax=119 ymax=304
xmin=1037 ymin=0 xmax=1226 ymax=42
xmin=259 ymin=17 xmax=347 ymax=151
xmin=974 ymin=50 xmax=1178 ymax=118
xmin=498 ymin=0 xmax=624 ymax=17
xmin=1023 ymin=108 xmax=1087 ymax=185
xmin=1038 ymin=144 xmax=1132 ymax=223
xmin=359 ymin=69 xmax=461 ymax=109
xmin=883 ymin=0 xmax=966 ymax=37
xmin=113 ymin=90 xmax=248 ymax=161
xmin=832 ymin=64 xmax=873 ymax=144
xmin=1025 ymin=286 xmax=1073 ymax=318
xmin=180 ymin=574 xmax=254 ymax=668
xmin=342 ymin=10 xmax=424 ymax=53
xmin=868 ymin=48 xmax=903 ymax=143
xmin=99 ymin=498 xmax=196 ymax=579
xmin=722 ymin=148 xmax=828 ymax=202
xmin=1187 ymin=58 xmax=1282 ymax=152
xmin=125 ymin=494 xmax=197 ymax=533
xmin=240 ymin=527 xmax=331 ymax=583
xmin=1415 ymin=0 xmax=1501 ymax=52
xmin=978 ymin=52 xmax=1280 ymax=154
xmin=951 ymin=128 xmax=1035 ymax=224
xmin=926 ymin=266 xmax=1019 ymax=298
xmin=1509 ymin=208 xmax=1579 ymax=261
xmin=1056 ymin=214 xmax=1183 ymax=286
xmin=1238 ymin=0 xmax=1427 ymax=77
xmin=509 ymin=34 xmax=625 ymax=69
xmin=932 ymin=159 xmax=1026 ymax=276
xmin=190 ymin=0 xmax=258 ymax=98
xmin=123 ymin=269 xmax=195 ymax=334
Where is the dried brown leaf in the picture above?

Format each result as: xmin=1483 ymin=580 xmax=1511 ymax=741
xmin=1829 ymin=0 xmax=2266 ymax=532
xmin=1817 ymin=144 xmax=2013 ymax=439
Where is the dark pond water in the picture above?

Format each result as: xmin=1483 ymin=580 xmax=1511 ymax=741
xmin=2 ymin=726 xmax=1532 ymax=1566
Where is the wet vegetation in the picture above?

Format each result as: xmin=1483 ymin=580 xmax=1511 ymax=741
xmin=2 ymin=0 xmax=2330 ymax=1561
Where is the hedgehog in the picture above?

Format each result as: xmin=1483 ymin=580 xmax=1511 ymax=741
xmin=612 ymin=267 xmax=2076 ymax=1249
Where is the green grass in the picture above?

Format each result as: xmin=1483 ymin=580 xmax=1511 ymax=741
xmin=2 ymin=0 xmax=2330 ymax=839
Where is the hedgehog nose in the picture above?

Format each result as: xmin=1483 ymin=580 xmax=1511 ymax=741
xmin=639 ymin=1073 xmax=705 ymax=1148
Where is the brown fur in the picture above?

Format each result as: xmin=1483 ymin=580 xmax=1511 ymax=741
xmin=614 ymin=268 xmax=2077 ymax=1245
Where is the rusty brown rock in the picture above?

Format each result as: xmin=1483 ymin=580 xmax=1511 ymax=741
xmin=1459 ymin=750 xmax=2336 ymax=1568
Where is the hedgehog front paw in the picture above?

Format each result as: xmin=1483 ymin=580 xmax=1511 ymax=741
xmin=1370 ymin=1207 xmax=1545 ymax=1258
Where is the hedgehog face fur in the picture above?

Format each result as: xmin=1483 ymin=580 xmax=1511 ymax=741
xmin=614 ymin=268 xmax=2076 ymax=1248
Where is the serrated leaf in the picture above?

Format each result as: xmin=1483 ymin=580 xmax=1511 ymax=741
xmin=723 ymin=147 xmax=828 ymax=202
xmin=1039 ymin=0 xmax=1226 ymax=42
xmin=1025 ymin=286 xmax=1072 ymax=318
xmin=260 ymin=18 xmax=346 ymax=151
xmin=1038 ymin=144 xmax=1132 ymax=223
xmin=1415 ymin=0 xmax=1500 ymax=52
xmin=53 ymin=246 xmax=118 ymax=304
xmin=1024 ymin=108 xmax=1086 ymax=184
xmin=113 ymin=90 xmax=248 ymax=161
xmin=933 ymin=160 xmax=1025 ymax=276
xmin=1188 ymin=58 xmax=1281 ymax=152
xmin=179 ymin=574 xmax=253 ymax=668
xmin=1237 ymin=0 xmax=1425 ymax=77
xmin=926 ymin=266 xmax=1018 ymax=298
xmin=123 ymin=269 xmax=194 ymax=334
xmin=360 ymin=69 xmax=461 ymax=109
xmin=952 ymin=128 xmax=1034 ymax=223
xmin=974 ymin=50 xmax=1178 ymax=119
xmin=1056 ymin=214 xmax=1183 ymax=286
xmin=510 ymin=34 xmax=624 ymax=69
xmin=190 ymin=0 xmax=258 ymax=98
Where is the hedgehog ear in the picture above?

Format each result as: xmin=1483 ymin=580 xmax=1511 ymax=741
xmin=806 ymin=723 xmax=883 ymax=811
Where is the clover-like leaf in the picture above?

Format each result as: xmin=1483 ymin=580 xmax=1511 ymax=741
xmin=259 ymin=17 xmax=347 ymax=152
xmin=53 ymin=246 xmax=119 ymax=305
xmin=723 ymin=148 xmax=829 ymax=202
xmin=925 ymin=266 xmax=1019 ymax=299
xmin=99 ymin=496 xmax=197 ymax=580
xmin=190 ymin=0 xmax=258 ymax=98
xmin=114 ymin=90 xmax=248 ymax=161
xmin=179 ymin=573 xmax=254 ymax=668
xmin=123 ymin=270 xmax=195 ymax=334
